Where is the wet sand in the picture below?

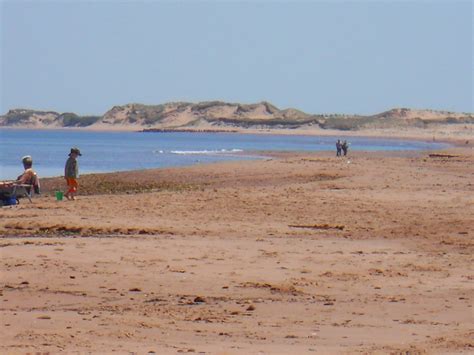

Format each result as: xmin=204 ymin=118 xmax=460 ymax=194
xmin=1 ymin=147 xmax=473 ymax=353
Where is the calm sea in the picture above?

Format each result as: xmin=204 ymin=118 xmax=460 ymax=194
xmin=0 ymin=129 xmax=447 ymax=180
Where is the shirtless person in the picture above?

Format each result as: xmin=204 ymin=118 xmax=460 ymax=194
xmin=16 ymin=155 xmax=41 ymax=194
xmin=0 ymin=155 xmax=40 ymax=189
xmin=0 ymin=156 xmax=40 ymax=205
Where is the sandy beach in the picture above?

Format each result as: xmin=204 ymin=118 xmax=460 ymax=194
xmin=1 ymin=142 xmax=473 ymax=353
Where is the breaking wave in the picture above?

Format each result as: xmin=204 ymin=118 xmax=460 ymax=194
xmin=154 ymin=149 xmax=244 ymax=155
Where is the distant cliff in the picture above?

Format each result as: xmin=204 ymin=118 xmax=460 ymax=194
xmin=1 ymin=102 xmax=472 ymax=131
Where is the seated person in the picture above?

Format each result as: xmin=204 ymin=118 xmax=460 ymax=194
xmin=0 ymin=156 xmax=41 ymax=193
xmin=1 ymin=155 xmax=40 ymax=192
xmin=16 ymin=155 xmax=41 ymax=194
xmin=1 ymin=156 xmax=37 ymax=205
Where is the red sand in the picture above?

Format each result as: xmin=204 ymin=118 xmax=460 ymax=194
xmin=1 ymin=148 xmax=473 ymax=353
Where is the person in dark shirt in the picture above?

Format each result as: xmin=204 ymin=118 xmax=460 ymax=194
xmin=64 ymin=147 xmax=82 ymax=200
xmin=336 ymin=140 xmax=342 ymax=157
xmin=341 ymin=140 xmax=349 ymax=156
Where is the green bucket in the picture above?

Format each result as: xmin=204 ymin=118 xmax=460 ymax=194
xmin=55 ymin=191 xmax=64 ymax=201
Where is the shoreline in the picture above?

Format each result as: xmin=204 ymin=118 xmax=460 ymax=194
xmin=1 ymin=127 xmax=461 ymax=181
xmin=33 ymin=146 xmax=462 ymax=196
xmin=1 ymin=144 xmax=452 ymax=182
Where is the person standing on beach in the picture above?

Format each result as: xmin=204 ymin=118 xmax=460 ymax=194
xmin=341 ymin=140 xmax=349 ymax=156
xmin=64 ymin=147 xmax=82 ymax=200
xmin=336 ymin=140 xmax=342 ymax=156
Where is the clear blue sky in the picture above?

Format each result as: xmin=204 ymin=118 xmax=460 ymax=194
xmin=1 ymin=0 xmax=472 ymax=115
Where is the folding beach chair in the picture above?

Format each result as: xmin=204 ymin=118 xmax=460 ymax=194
xmin=0 ymin=183 xmax=37 ymax=206
xmin=13 ymin=184 xmax=34 ymax=203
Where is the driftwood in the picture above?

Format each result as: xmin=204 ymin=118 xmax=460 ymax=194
xmin=289 ymin=224 xmax=345 ymax=231
xmin=428 ymin=154 xmax=459 ymax=158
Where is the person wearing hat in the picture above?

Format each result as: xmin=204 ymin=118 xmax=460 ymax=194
xmin=64 ymin=147 xmax=82 ymax=200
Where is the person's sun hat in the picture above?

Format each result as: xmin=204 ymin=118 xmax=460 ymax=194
xmin=69 ymin=147 xmax=82 ymax=156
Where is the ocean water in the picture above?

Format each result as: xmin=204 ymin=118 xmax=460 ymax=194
xmin=0 ymin=129 xmax=447 ymax=180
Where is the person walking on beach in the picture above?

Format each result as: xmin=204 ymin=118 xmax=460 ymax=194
xmin=341 ymin=140 xmax=349 ymax=156
xmin=64 ymin=147 xmax=81 ymax=200
xmin=336 ymin=140 xmax=342 ymax=157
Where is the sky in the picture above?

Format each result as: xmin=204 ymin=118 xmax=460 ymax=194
xmin=1 ymin=0 xmax=472 ymax=116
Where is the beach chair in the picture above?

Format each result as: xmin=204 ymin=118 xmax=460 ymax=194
xmin=0 ymin=183 xmax=36 ymax=206
xmin=13 ymin=184 xmax=35 ymax=203
xmin=14 ymin=170 xmax=41 ymax=203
